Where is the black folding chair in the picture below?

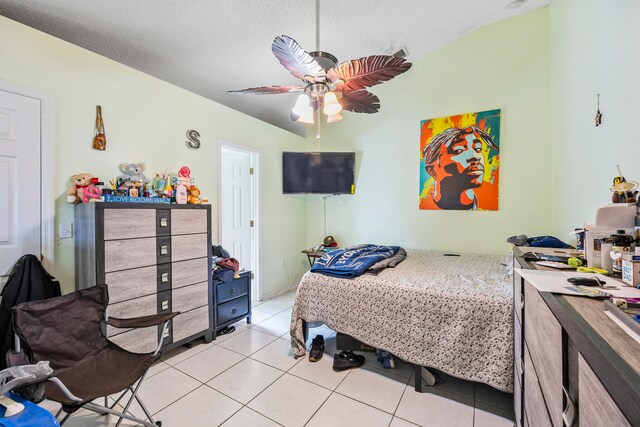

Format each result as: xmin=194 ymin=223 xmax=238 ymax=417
xmin=10 ymin=284 xmax=177 ymax=427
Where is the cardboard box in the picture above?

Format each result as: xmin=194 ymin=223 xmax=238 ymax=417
xmin=622 ymin=254 xmax=640 ymax=287
xmin=585 ymin=227 xmax=635 ymax=268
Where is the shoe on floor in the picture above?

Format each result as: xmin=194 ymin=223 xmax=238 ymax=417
xmin=309 ymin=335 xmax=325 ymax=362
xmin=333 ymin=350 xmax=365 ymax=372
xmin=380 ymin=352 xmax=395 ymax=369
xmin=216 ymin=326 xmax=236 ymax=337
xmin=421 ymin=367 xmax=442 ymax=386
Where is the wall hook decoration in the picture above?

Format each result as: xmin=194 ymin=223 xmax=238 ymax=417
xmin=595 ymin=94 xmax=602 ymax=127
xmin=92 ymin=105 xmax=106 ymax=150
xmin=185 ymin=129 xmax=201 ymax=149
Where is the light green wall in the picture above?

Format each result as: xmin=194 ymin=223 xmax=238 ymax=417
xmin=7 ymin=1 xmax=630 ymax=291
xmin=305 ymin=8 xmax=551 ymax=254
xmin=550 ymin=0 xmax=640 ymax=238
xmin=0 ymin=16 xmax=308 ymax=297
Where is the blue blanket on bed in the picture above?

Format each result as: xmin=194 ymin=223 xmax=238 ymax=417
xmin=310 ymin=244 xmax=400 ymax=278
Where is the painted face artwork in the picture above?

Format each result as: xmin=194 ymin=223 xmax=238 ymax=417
xmin=419 ymin=110 xmax=501 ymax=211
xmin=433 ymin=127 xmax=486 ymax=187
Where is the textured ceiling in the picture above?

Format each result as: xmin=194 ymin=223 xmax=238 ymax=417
xmin=0 ymin=0 xmax=548 ymax=136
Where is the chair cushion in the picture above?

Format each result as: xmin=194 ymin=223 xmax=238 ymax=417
xmin=44 ymin=346 xmax=159 ymax=406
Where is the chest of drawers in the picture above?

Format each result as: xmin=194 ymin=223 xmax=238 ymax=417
xmin=513 ymin=248 xmax=639 ymax=427
xmin=75 ymin=203 xmax=213 ymax=353
xmin=215 ymin=270 xmax=251 ymax=331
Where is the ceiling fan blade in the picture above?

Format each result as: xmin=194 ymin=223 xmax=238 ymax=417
xmin=228 ymin=85 xmax=305 ymax=95
xmin=336 ymin=55 xmax=412 ymax=91
xmin=326 ymin=68 xmax=340 ymax=83
xmin=340 ymin=90 xmax=380 ymax=114
xmin=272 ymin=35 xmax=326 ymax=82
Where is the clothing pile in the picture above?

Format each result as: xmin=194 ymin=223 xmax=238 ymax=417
xmin=212 ymin=245 xmax=241 ymax=282
xmin=310 ymin=244 xmax=406 ymax=278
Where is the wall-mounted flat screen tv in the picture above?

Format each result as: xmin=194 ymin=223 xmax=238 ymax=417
xmin=282 ymin=151 xmax=355 ymax=194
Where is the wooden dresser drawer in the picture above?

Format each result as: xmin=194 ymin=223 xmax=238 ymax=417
xmin=109 ymin=325 xmax=159 ymax=354
xmin=103 ymin=209 xmax=157 ymax=240
xmin=217 ymin=276 xmax=249 ymax=305
xmin=171 ymin=233 xmax=208 ymax=262
xmin=173 ymin=306 xmax=210 ymax=342
xmin=515 ymin=367 xmax=523 ymax=427
xmin=172 ymin=257 xmax=209 ymax=289
xmin=171 ymin=209 xmax=208 ymax=235
xmin=514 ymin=311 xmax=523 ymax=387
xmin=173 ymin=281 xmax=208 ymax=313
xmin=106 ymin=294 xmax=158 ymax=337
xmin=104 ymin=237 xmax=157 ymax=272
xmin=524 ymin=283 xmax=562 ymax=426
xmin=109 ymin=293 xmax=158 ymax=319
xmin=514 ymin=270 xmax=524 ymax=324
xmin=523 ymin=346 xmax=552 ymax=427
xmin=105 ymin=264 xmax=157 ymax=304
xmin=217 ymin=295 xmax=249 ymax=325
xmin=578 ymin=354 xmax=630 ymax=427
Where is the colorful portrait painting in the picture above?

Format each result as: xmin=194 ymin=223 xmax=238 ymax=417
xmin=419 ymin=109 xmax=501 ymax=211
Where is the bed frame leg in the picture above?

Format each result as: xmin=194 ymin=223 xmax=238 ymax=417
xmin=414 ymin=365 xmax=424 ymax=393
xmin=302 ymin=320 xmax=309 ymax=343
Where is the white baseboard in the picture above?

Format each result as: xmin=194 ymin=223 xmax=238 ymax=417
xmin=259 ymin=282 xmax=300 ymax=302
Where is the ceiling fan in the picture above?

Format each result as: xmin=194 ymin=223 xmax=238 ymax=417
xmin=228 ymin=1 xmax=412 ymax=134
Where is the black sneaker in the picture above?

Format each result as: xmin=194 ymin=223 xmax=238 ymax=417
xmin=309 ymin=335 xmax=325 ymax=362
xmin=333 ymin=350 xmax=365 ymax=372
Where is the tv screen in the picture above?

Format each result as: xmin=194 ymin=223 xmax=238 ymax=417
xmin=283 ymin=151 xmax=355 ymax=194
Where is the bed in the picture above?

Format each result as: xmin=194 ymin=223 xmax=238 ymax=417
xmin=290 ymin=249 xmax=514 ymax=393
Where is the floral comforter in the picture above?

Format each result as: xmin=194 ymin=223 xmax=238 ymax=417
xmin=290 ymin=250 xmax=514 ymax=392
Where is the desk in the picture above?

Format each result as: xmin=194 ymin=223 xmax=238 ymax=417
xmin=301 ymin=248 xmax=326 ymax=267
xmin=512 ymin=247 xmax=639 ymax=426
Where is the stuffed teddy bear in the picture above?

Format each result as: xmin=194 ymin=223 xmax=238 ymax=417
xmin=187 ymin=186 xmax=203 ymax=204
xmin=117 ymin=163 xmax=151 ymax=184
xmin=66 ymin=173 xmax=96 ymax=204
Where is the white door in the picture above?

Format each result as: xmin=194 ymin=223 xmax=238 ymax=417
xmin=0 ymin=89 xmax=41 ymax=277
xmin=220 ymin=148 xmax=253 ymax=269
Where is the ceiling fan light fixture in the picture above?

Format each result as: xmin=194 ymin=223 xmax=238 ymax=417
xmin=326 ymin=112 xmax=343 ymax=123
xmin=291 ymin=94 xmax=314 ymax=123
xmin=322 ymin=91 xmax=342 ymax=116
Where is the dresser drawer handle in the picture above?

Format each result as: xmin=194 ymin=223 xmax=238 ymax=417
xmin=161 ymin=300 xmax=169 ymax=310
xmin=160 ymin=245 xmax=168 ymax=255
xmin=231 ymin=308 xmax=237 ymax=315
xmin=163 ymin=329 xmax=170 ymax=338
xmin=518 ymin=356 xmax=523 ymax=376
xmin=160 ymin=217 xmax=168 ymax=227
xmin=161 ymin=273 xmax=169 ymax=283
xmin=562 ymin=386 xmax=576 ymax=427
xmin=519 ymin=295 xmax=524 ymax=310
xmin=230 ymin=288 xmax=235 ymax=295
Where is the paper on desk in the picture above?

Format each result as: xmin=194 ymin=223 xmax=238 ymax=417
xmin=604 ymin=311 xmax=640 ymax=344
xmin=514 ymin=268 xmax=640 ymax=298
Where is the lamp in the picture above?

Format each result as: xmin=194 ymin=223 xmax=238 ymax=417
xmin=326 ymin=112 xmax=343 ymax=123
xmin=291 ymin=94 xmax=314 ymax=124
xmin=322 ymin=91 xmax=342 ymax=116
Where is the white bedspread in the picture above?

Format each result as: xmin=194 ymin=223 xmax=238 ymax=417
xmin=290 ymin=249 xmax=514 ymax=392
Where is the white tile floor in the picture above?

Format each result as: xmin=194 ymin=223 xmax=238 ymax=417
xmin=37 ymin=291 xmax=514 ymax=427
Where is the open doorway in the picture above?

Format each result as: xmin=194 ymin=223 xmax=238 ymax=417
xmin=218 ymin=141 xmax=260 ymax=301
